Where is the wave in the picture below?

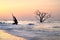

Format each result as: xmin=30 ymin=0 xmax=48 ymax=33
xmin=0 ymin=21 xmax=60 ymax=40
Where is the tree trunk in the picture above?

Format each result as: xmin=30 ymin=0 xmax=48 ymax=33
xmin=12 ymin=16 xmax=18 ymax=25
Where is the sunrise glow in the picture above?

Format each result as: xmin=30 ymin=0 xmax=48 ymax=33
xmin=0 ymin=0 xmax=60 ymax=20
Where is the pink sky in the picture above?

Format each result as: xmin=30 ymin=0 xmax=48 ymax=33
xmin=0 ymin=0 xmax=60 ymax=21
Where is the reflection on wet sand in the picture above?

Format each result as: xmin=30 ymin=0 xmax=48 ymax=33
xmin=0 ymin=30 xmax=26 ymax=40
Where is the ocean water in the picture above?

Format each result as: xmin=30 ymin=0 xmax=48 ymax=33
xmin=0 ymin=21 xmax=60 ymax=40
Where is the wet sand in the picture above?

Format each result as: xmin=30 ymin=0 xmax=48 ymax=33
xmin=0 ymin=30 xmax=26 ymax=40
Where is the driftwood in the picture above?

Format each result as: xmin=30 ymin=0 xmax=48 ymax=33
xmin=12 ymin=14 xmax=18 ymax=25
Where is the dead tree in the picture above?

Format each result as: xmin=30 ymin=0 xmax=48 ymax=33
xmin=12 ymin=14 xmax=18 ymax=25
xmin=35 ymin=10 xmax=51 ymax=23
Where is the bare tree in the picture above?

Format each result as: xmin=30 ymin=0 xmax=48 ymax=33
xmin=35 ymin=10 xmax=51 ymax=23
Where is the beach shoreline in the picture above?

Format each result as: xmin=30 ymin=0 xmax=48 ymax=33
xmin=0 ymin=30 xmax=26 ymax=40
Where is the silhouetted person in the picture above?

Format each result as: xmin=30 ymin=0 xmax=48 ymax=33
xmin=12 ymin=14 xmax=18 ymax=25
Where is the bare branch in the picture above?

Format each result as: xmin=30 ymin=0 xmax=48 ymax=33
xmin=35 ymin=10 xmax=41 ymax=17
xmin=43 ymin=14 xmax=51 ymax=22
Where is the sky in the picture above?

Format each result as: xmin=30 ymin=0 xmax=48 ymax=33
xmin=0 ymin=0 xmax=60 ymax=21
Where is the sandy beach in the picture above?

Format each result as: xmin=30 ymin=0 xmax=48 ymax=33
xmin=0 ymin=30 xmax=26 ymax=40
